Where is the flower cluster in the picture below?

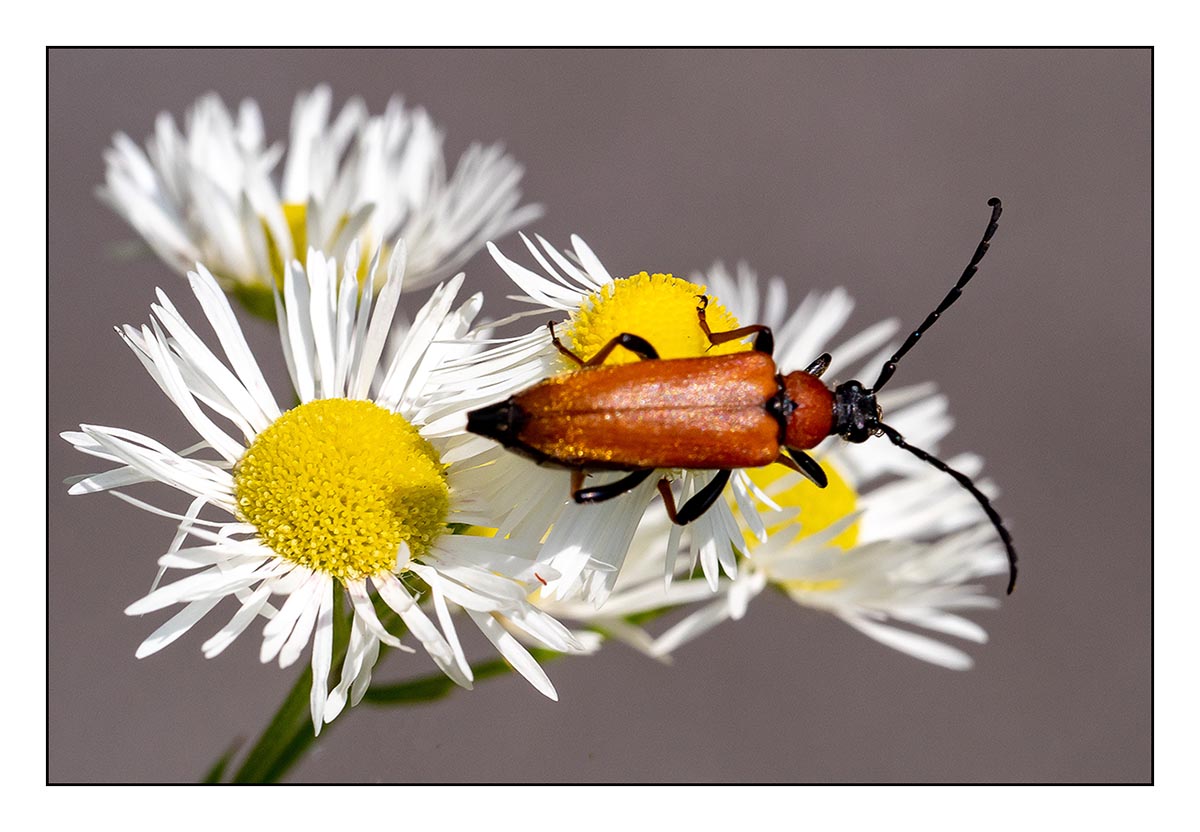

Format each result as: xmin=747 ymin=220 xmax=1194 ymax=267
xmin=68 ymin=86 xmax=1009 ymax=738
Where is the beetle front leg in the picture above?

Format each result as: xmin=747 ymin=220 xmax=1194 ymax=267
xmin=803 ymin=352 xmax=832 ymax=378
xmin=657 ymin=469 xmax=733 ymax=525
xmin=573 ymin=468 xmax=655 ymax=503
xmin=696 ymin=295 xmax=775 ymax=355
xmin=780 ymin=448 xmax=829 ymax=488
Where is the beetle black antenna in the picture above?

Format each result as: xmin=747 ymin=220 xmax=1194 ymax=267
xmin=872 ymin=197 xmax=1003 ymax=392
xmin=877 ymin=423 xmax=1017 ymax=594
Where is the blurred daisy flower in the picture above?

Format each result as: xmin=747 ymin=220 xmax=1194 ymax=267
xmin=63 ymin=244 xmax=580 ymax=734
xmin=533 ymin=263 xmax=1008 ymax=670
xmin=98 ymin=85 xmax=540 ymax=317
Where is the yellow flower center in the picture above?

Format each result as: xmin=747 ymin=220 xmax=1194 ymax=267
xmin=564 ymin=272 xmax=748 ymax=365
xmin=744 ymin=460 xmax=861 ymax=592
xmin=233 ymin=399 xmax=449 ymax=581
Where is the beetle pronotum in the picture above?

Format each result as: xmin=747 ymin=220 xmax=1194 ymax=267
xmin=468 ymin=198 xmax=1017 ymax=593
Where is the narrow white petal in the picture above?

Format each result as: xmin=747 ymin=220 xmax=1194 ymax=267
xmin=279 ymin=574 xmax=329 ymax=668
xmin=487 ymin=241 xmax=580 ymax=307
xmin=651 ymin=597 xmax=734 ymax=657
xmin=325 ymin=612 xmax=370 ymax=723
xmin=349 ymin=242 xmax=406 ymax=399
xmin=841 ymin=614 xmax=974 ymax=670
xmin=187 ymin=265 xmax=281 ymax=419
xmin=309 ymin=586 xmax=335 ymax=734
xmin=467 ymin=610 xmax=557 ymax=701
xmin=125 ymin=559 xmax=270 ymax=615
xmin=345 ymin=579 xmax=406 ymax=649
xmin=260 ymin=570 xmax=323 ymax=664
xmin=201 ymin=582 xmax=275 ymax=658
xmin=134 ymin=596 xmax=223 ymax=658
xmin=425 ymin=577 xmax=473 ymax=684
xmin=282 ymin=261 xmax=316 ymax=402
xmin=376 ymin=573 xmax=471 ymax=687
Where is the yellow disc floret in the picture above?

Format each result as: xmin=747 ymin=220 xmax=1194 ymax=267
xmin=565 ymin=272 xmax=748 ymax=366
xmin=234 ymin=399 xmax=449 ymax=581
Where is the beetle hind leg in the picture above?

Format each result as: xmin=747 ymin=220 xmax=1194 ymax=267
xmin=573 ymin=469 xmax=654 ymax=503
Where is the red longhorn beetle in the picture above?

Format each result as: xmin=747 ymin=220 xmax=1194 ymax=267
xmin=468 ymin=199 xmax=1017 ymax=593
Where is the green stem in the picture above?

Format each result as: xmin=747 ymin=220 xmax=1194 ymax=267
xmin=230 ymin=662 xmax=319 ymax=783
xmin=228 ymin=590 xmax=355 ymax=784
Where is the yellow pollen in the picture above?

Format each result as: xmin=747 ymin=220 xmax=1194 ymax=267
xmin=564 ymin=272 xmax=748 ymax=366
xmin=233 ymin=399 xmax=449 ymax=581
xmin=744 ymin=460 xmax=861 ymax=592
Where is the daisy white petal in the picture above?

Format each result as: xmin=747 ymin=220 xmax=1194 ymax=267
xmin=466 ymin=610 xmax=558 ymax=701
xmin=325 ymin=613 xmax=372 ymax=723
xmin=309 ymin=587 xmax=335 ymax=734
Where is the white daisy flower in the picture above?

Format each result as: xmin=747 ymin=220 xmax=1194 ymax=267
xmin=98 ymin=85 xmax=540 ymax=315
xmin=446 ymin=235 xmax=954 ymax=607
xmin=63 ymin=243 xmax=580 ymax=734
xmin=435 ymin=234 xmax=768 ymax=606
xmin=538 ymin=263 xmax=1009 ymax=670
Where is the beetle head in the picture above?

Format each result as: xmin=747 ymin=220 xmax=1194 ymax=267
xmin=832 ymin=379 xmax=881 ymax=444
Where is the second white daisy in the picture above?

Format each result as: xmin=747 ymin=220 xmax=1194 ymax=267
xmin=98 ymin=85 xmax=541 ymax=314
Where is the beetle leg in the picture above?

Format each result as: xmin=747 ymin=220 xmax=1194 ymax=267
xmin=661 ymin=469 xmax=733 ymax=525
xmin=550 ymin=322 xmax=659 ymax=365
xmin=782 ymin=448 xmax=829 ymax=488
xmin=657 ymin=478 xmax=681 ymax=523
xmin=803 ymin=352 xmax=832 ymax=378
xmin=573 ymin=469 xmax=654 ymax=503
xmin=570 ymin=468 xmax=586 ymax=495
xmin=774 ymin=451 xmax=805 ymax=475
xmin=696 ymin=295 xmax=775 ymax=355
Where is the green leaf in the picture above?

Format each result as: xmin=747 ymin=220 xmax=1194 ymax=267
xmin=202 ymin=737 xmax=244 ymax=783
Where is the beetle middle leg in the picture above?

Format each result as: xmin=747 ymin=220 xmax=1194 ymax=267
xmin=696 ymin=295 xmax=774 ymax=355
xmin=573 ymin=468 xmax=655 ymax=503
xmin=657 ymin=469 xmax=733 ymax=525
xmin=548 ymin=321 xmax=659 ymax=367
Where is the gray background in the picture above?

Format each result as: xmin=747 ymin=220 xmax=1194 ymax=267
xmin=48 ymin=48 xmax=1150 ymax=783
